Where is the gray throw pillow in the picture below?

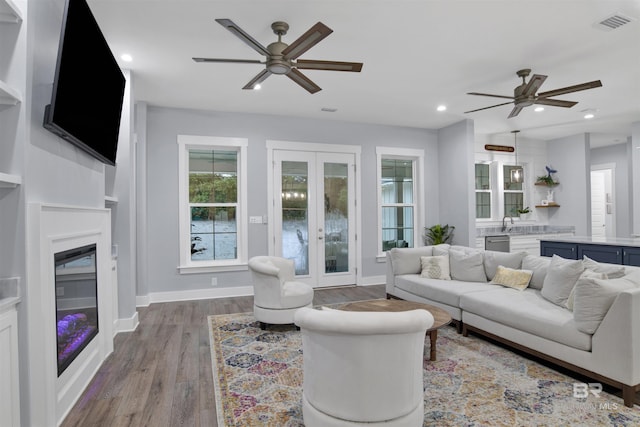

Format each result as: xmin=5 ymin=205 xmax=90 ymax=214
xmin=573 ymin=270 xmax=640 ymax=334
xmin=582 ymin=255 xmax=626 ymax=279
xmin=483 ymin=250 xmax=526 ymax=281
xmin=449 ymin=249 xmax=487 ymax=282
xmin=522 ymin=255 xmax=551 ymax=290
xmin=541 ymin=255 xmax=585 ymax=306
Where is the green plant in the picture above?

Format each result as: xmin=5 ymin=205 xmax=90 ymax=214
xmin=517 ymin=206 xmax=530 ymax=214
xmin=536 ymin=175 xmax=557 ymax=185
xmin=424 ymin=224 xmax=455 ymax=245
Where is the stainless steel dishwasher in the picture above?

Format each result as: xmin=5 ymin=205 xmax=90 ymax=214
xmin=485 ymin=235 xmax=510 ymax=252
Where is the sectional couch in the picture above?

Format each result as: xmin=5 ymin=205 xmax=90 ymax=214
xmin=385 ymin=244 xmax=640 ymax=407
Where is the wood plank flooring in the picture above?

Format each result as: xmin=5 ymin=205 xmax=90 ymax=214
xmin=60 ymin=284 xmax=385 ymax=427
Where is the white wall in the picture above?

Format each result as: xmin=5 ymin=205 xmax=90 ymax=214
xmin=142 ymin=106 xmax=441 ymax=294
xmin=632 ymin=122 xmax=640 ymax=236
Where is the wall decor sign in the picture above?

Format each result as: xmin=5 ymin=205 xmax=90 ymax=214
xmin=485 ymin=144 xmax=515 ymax=153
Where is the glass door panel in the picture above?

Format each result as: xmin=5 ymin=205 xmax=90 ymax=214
xmin=281 ymin=161 xmax=309 ymax=275
xmin=323 ymin=162 xmax=349 ymax=274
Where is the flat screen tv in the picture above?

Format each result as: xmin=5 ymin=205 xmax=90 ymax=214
xmin=43 ymin=0 xmax=125 ymax=166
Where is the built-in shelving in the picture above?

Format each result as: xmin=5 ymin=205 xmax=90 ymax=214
xmin=0 ymin=80 xmax=22 ymax=106
xmin=0 ymin=172 xmax=21 ymax=188
xmin=0 ymin=0 xmax=22 ymax=23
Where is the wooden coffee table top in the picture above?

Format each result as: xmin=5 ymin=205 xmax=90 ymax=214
xmin=340 ymin=299 xmax=452 ymax=331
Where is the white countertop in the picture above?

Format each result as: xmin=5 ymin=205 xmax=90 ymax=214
xmin=541 ymin=235 xmax=640 ymax=247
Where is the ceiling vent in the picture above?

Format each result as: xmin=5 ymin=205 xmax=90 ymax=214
xmin=594 ymin=13 xmax=636 ymax=31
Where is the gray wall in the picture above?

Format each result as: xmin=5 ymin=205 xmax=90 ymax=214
xmin=633 ymin=122 xmax=640 ymax=236
xmin=437 ymin=119 xmax=475 ymax=246
xmin=144 ymin=106 xmax=442 ymax=293
xmin=591 ymin=142 xmax=632 ymax=238
xmin=546 ymin=134 xmax=590 ymax=236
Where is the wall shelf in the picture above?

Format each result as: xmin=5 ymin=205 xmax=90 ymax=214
xmin=0 ymin=172 xmax=21 ymax=188
xmin=0 ymin=0 xmax=21 ymax=23
xmin=535 ymin=204 xmax=560 ymax=208
xmin=0 ymin=80 xmax=22 ymax=106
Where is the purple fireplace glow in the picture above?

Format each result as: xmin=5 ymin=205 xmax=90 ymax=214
xmin=55 ymin=244 xmax=99 ymax=377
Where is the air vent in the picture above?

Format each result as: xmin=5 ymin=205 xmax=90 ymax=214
xmin=594 ymin=13 xmax=636 ymax=31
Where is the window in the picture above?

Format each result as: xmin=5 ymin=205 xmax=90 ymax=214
xmin=475 ymin=163 xmax=491 ymax=219
xmin=178 ymin=135 xmax=248 ymax=273
xmin=376 ymin=147 xmax=424 ymax=255
xmin=503 ymin=164 xmax=524 ymax=217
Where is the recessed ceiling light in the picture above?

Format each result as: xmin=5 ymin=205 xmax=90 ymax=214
xmin=436 ymin=105 xmax=447 ymax=112
xmin=120 ymin=53 xmax=133 ymax=62
xmin=584 ymin=113 xmax=595 ymax=119
xmin=534 ymin=106 xmax=544 ymax=112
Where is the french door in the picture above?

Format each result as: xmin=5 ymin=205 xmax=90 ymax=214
xmin=273 ymin=150 xmax=357 ymax=287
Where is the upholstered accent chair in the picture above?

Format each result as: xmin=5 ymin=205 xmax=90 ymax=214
xmin=248 ymin=256 xmax=314 ymax=329
xmin=294 ymin=307 xmax=434 ymax=426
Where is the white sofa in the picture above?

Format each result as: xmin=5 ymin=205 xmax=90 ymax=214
xmin=385 ymin=244 xmax=640 ymax=407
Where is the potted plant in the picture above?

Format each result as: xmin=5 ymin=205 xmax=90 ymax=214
xmin=424 ymin=224 xmax=455 ymax=245
xmin=535 ymin=175 xmax=558 ymax=186
xmin=516 ymin=206 xmax=530 ymax=220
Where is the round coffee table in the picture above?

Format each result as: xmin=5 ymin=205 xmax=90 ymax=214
xmin=340 ymin=299 xmax=452 ymax=361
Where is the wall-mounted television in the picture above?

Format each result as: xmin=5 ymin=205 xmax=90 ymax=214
xmin=43 ymin=0 xmax=125 ymax=166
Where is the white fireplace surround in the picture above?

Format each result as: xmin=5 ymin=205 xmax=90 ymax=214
xmin=26 ymin=203 xmax=114 ymax=426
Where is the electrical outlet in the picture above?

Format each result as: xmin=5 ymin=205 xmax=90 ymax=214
xmin=211 ymin=277 xmax=218 ymax=287
xmin=56 ymin=287 xmax=64 ymax=296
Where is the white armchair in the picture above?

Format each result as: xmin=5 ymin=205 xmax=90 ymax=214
xmin=294 ymin=307 xmax=434 ymax=426
xmin=248 ymin=256 xmax=314 ymax=329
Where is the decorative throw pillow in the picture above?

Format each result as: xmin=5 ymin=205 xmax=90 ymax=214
xmin=565 ymin=270 xmax=607 ymax=311
xmin=541 ymin=255 xmax=585 ymax=307
xmin=582 ymin=255 xmax=626 ymax=279
xmin=572 ymin=271 xmax=640 ymax=334
xmin=420 ymin=255 xmax=451 ymax=280
xmin=489 ymin=265 xmax=533 ymax=291
xmin=522 ymin=255 xmax=551 ymax=290
xmin=449 ymin=249 xmax=486 ymax=282
xmin=483 ymin=250 xmax=526 ymax=281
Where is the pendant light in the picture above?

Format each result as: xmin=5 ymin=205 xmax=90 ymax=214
xmin=510 ymin=130 xmax=523 ymax=183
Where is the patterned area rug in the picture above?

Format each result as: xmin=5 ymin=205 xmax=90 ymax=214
xmin=208 ymin=311 xmax=640 ymax=426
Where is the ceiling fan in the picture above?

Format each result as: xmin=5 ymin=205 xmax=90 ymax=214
xmin=465 ymin=69 xmax=602 ymax=118
xmin=193 ymin=19 xmax=363 ymax=94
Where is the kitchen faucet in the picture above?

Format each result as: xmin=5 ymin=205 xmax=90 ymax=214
xmin=502 ymin=215 xmax=514 ymax=232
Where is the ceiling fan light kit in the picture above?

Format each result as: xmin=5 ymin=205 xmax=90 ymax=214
xmin=193 ymin=19 xmax=363 ymax=93
xmin=465 ymin=69 xmax=602 ymax=118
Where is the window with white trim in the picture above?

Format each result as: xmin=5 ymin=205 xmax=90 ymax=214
xmin=503 ymin=164 xmax=525 ymax=217
xmin=376 ymin=147 xmax=424 ymax=255
xmin=177 ymin=135 xmax=248 ymax=273
xmin=475 ymin=163 xmax=491 ymax=218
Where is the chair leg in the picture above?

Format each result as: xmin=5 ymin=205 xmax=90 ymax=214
xmin=260 ymin=322 xmax=267 ymax=330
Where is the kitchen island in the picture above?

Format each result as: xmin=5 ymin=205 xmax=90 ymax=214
xmin=540 ymin=236 xmax=640 ymax=266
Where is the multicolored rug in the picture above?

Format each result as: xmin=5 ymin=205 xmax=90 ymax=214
xmin=208 ymin=311 xmax=640 ymax=426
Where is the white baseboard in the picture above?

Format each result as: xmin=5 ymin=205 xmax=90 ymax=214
xmin=113 ymin=311 xmax=139 ymax=335
xmin=360 ymin=275 xmax=385 ymax=286
xmin=137 ymin=286 xmax=254 ymax=306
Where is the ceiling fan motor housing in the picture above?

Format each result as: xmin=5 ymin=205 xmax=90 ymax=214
xmin=266 ymin=41 xmax=291 ymax=74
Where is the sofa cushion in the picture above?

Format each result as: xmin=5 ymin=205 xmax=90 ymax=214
xmin=484 ymin=251 xmax=526 ymax=280
xmin=449 ymin=249 xmax=487 ymax=282
xmin=432 ymin=244 xmax=451 ymax=256
xmin=395 ymin=274 xmax=501 ymax=308
xmin=582 ymin=255 xmax=626 ymax=279
xmin=389 ymin=246 xmax=433 ymax=275
xmin=541 ymin=255 xmax=585 ymax=307
xmin=489 ymin=265 xmax=533 ymax=291
xmin=420 ymin=255 xmax=450 ymax=280
xmin=522 ymin=255 xmax=550 ymax=290
xmin=572 ymin=270 xmax=640 ymax=334
xmin=460 ymin=288 xmax=592 ymax=351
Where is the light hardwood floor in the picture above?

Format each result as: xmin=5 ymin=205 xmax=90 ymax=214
xmin=60 ymin=284 xmax=386 ymax=427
